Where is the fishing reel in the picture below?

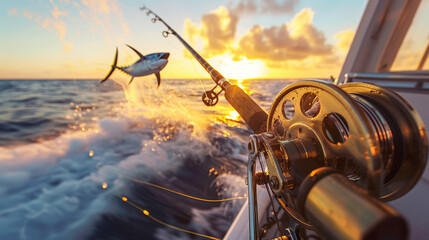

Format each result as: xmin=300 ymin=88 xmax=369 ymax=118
xmin=202 ymin=83 xmax=224 ymax=106
xmin=247 ymin=80 xmax=427 ymax=240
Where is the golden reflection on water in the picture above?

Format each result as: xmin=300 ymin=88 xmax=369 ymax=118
xmin=234 ymin=79 xmax=252 ymax=95
xmin=237 ymin=79 xmax=245 ymax=90
xmin=225 ymin=110 xmax=240 ymax=121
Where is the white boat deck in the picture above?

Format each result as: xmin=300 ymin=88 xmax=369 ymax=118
xmin=390 ymin=91 xmax=429 ymax=240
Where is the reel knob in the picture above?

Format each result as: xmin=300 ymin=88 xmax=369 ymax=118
xmin=202 ymin=90 xmax=219 ymax=106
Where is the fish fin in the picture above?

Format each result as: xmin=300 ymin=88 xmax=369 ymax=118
xmin=155 ymin=72 xmax=161 ymax=88
xmin=128 ymin=76 xmax=135 ymax=85
xmin=101 ymin=47 xmax=118 ymax=83
xmin=125 ymin=44 xmax=145 ymax=60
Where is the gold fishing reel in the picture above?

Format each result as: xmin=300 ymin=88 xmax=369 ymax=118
xmin=247 ymin=80 xmax=427 ymax=240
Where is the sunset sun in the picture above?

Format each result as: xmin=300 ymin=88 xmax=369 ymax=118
xmin=215 ymin=57 xmax=267 ymax=80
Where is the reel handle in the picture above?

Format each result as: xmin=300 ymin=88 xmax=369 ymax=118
xmin=202 ymin=90 xmax=219 ymax=106
xmin=298 ymin=167 xmax=407 ymax=240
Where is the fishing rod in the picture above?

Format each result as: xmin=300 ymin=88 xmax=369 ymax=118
xmin=140 ymin=6 xmax=267 ymax=134
xmin=140 ymin=6 xmax=428 ymax=240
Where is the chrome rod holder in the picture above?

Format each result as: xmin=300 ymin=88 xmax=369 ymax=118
xmin=247 ymin=135 xmax=260 ymax=240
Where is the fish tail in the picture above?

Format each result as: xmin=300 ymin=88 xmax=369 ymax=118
xmin=100 ymin=47 xmax=118 ymax=83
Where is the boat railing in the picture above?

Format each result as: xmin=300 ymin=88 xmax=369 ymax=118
xmin=345 ymin=71 xmax=429 ymax=93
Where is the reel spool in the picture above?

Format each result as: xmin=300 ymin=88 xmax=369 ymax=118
xmin=247 ymin=80 xmax=427 ymax=240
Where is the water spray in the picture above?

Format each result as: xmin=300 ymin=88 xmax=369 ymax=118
xmin=140 ymin=6 xmax=268 ymax=134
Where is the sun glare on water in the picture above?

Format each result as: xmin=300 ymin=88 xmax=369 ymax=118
xmin=225 ymin=110 xmax=240 ymax=121
xmin=236 ymin=79 xmax=245 ymax=90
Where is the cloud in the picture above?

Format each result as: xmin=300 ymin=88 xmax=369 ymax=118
xmin=229 ymin=0 xmax=299 ymax=15
xmin=19 ymin=0 xmax=130 ymax=52
xmin=184 ymin=1 xmax=299 ymax=57
xmin=233 ymin=8 xmax=333 ymax=64
xmin=391 ymin=38 xmax=425 ymax=71
xmin=184 ymin=19 xmax=199 ymax=44
xmin=22 ymin=0 xmax=73 ymax=52
xmin=76 ymin=0 xmax=130 ymax=40
xmin=183 ymin=6 xmax=352 ymax=77
xmin=184 ymin=7 xmax=334 ymax=65
xmin=42 ymin=17 xmax=67 ymax=42
xmin=7 ymin=8 xmax=17 ymax=15
xmin=22 ymin=11 xmax=66 ymax=41
xmin=81 ymin=0 xmax=111 ymax=13
xmin=52 ymin=5 xmax=67 ymax=19
xmin=334 ymin=29 xmax=355 ymax=53
xmin=23 ymin=11 xmax=41 ymax=21
xmin=185 ymin=6 xmax=238 ymax=57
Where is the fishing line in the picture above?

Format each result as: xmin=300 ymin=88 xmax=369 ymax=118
xmin=111 ymin=192 xmax=221 ymax=240
xmin=257 ymin=153 xmax=282 ymax=235
xmin=122 ymin=175 xmax=246 ymax=202
xmin=189 ymin=55 xmax=209 ymax=99
xmin=162 ymin=31 xmax=209 ymax=100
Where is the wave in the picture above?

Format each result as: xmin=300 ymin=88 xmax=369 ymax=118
xmin=10 ymin=97 xmax=40 ymax=104
xmin=0 ymin=77 xmax=250 ymax=240
xmin=5 ymin=117 xmax=52 ymax=128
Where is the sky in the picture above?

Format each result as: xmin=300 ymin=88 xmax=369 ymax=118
xmin=0 ymin=0 xmax=374 ymax=80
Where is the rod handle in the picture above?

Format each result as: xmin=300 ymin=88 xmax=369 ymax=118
xmin=224 ymin=85 xmax=267 ymax=133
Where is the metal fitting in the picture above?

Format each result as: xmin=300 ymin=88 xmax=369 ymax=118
xmin=270 ymin=176 xmax=280 ymax=190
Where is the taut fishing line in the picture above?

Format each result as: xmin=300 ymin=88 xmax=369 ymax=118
xmin=105 ymin=181 xmax=236 ymax=240
xmin=122 ymin=174 xmax=246 ymax=202
xmin=161 ymin=30 xmax=209 ymax=100
xmin=114 ymin=193 xmax=221 ymax=240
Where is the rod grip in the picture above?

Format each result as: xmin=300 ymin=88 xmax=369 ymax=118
xmin=224 ymin=85 xmax=267 ymax=133
xmin=298 ymin=168 xmax=407 ymax=240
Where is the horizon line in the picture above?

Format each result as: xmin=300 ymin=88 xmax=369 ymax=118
xmin=0 ymin=77 xmax=330 ymax=81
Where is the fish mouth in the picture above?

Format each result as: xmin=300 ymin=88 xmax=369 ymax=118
xmin=159 ymin=53 xmax=170 ymax=60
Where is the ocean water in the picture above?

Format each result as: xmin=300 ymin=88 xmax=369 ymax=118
xmin=0 ymin=78 xmax=294 ymax=240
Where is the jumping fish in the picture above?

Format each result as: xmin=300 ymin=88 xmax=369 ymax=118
xmin=101 ymin=44 xmax=169 ymax=87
